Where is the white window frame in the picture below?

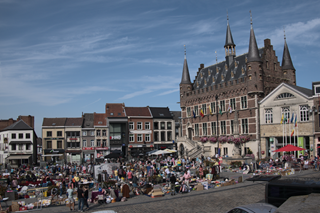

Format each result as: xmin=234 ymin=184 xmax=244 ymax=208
xmin=187 ymin=107 xmax=191 ymax=117
xmin=241 ymin=96 xmax=247 ymax=109
xmin=223 ymin=147 xmax=228 ymax=156
xmin=82 ymin=131 xmax=87 ymax=136
xmin=145 ymin=122 xmax=150 ymax=130
xmin=137 ymin=122 xmax=142 ymax=130
xmin=202 ymin=123 xmax=207 ymax=136
xmin=211 ymin=122 xmax=216 ymax=135
xmin=230 ymin=98 xmax=236 ymax=110
xmin=129 ymin=134 xmax=134 ymax=142
xmin=282 ymin=107 xmax=290 ymax=123
xmin=195 ymin=124 xmax=199 ymax=136
xmin=220 ymin=121 xmax=226 ymax=135
xmin=210 ymin=102 xmax=216 ymax=114
xmin=241 ymin=119 xmax=248 ymax=134
xmin=83 ymin=140 xmax=87 ymax=147
xmin=202 ymin=104 xmax=207 ymax=115
xmin=91 ymin=140 xmax=94 ymax=147
xmin=129 ymin=122 xmax=134 ymax=130
xmin=230 ymin=120 xmax=234 ymax=134
xmin=300 ymin=105 xmax=309 ymax=122
xmin=137 ymin=134 xmax=142 ymax=142
xmin=265 ymin=108 xmax=273 ymax=124
xmin=194 ymin=106 xmax=199 ymax=116
xmin=145 ymin=134 xmax=150 ymax=142
xmin=220 ymin=100 xmax=225 ymax=112
xmin=102 ymin=130 xmax=106 ymax=136
xmin=91 ymin=131 xmax=95 ymax=136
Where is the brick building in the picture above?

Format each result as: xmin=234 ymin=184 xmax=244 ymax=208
xmin=312 ymin=82 xmax=320 ymax=156
xmin=177 ymin=16 xmax=296 ymax=159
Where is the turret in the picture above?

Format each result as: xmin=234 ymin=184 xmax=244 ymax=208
xmin=246 ymin=12 xmax=264 ymax=97
xmin=180 ymin=45 xmax=192 ymax=108
xmin=224 ymin=15 xmax=236 ymax=67
xmin=282 ymin=35 xmax=296 ymax=85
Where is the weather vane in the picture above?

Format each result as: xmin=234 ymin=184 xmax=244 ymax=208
xmin=184 ymin=45 xmax=186 ymax=59
xmin=250 ymin=10 xmax=252 ymax=26
xmin=227 ymin=9 xmax=229 ymax=24
xmin=215 ymin=51 xmax=217 ymax=63
xmin=283 ymin=26 xmax=286 ymax=40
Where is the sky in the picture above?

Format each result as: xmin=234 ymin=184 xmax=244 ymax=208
xmin=0 ymin=0 xmax=319 ymax=136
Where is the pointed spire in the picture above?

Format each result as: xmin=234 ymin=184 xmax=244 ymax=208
xmin=224 ymin=11 xmax=235 ymax=48
xmin=247 ymin=11 xmax=261 ymax=62
xmin=282 ymin=30 xmax=295 ymax=70
xmin=181 ymin=45 xmax=191 ymax=84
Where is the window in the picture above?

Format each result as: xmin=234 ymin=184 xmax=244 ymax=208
xmin=18 ymin=145 xmax=23 ymax=150
xmin=161 ymin=132 xmax=166 ymax=141
xmin=220 ymin=100 xmax=225 ymax=112
xmin=160 ymin=122 xmax=165 ymax=130
xmin=47 ymin=131 xmax=52 ymax=137
xmin=210 ymin=102 xmax=216 ymax=114
xmin=18 ymin=133 xmax=23 ymax=139
xmin=241 ymin=96 xmax=247 ymax=109
xmin=265 ymin=109 xmax=273 ymax=124
xmin=47 ymin=141 xmax=52 ymax=149
xmin=26 ymin=144 xmax=31 ymax=150
xmin=230 ymin=98 xmax=236 ymax=110
xmin=194 ymin=106 xmax=199 ymax=116
xmin=137 ymin=122 xmax=142 ymax=130
xmin=300 ymin=105 xmax=309 ymax=122
xmin=145 ymin=122 xmax=150 ymax=130
xmin=102 ymin=140 xmax=106 ymax=147
xmin=57 ymin=141 xmax=62 ymax=148
xmin=91 ymin=140 xmax=94 ymax=147
xmin=167 ymin=132 xmax=172 ymax=141
xmin=145 ymin=134 xmax=150 ymax=142
xmin=12 ymin=144 xmax=16 ymax=150
xmin=195 ymin=124 xmax=199 ymax=136
xmin=26 ymin=133 xmax=30 ymax=139
xmin=221 ymin=121 xmax=226 ymax=135
xmin=202 ymin=104 xmax=207 ymax=115
xmin=167 ymin=122 xmax=172 ymax=130
xmin=91 ymin=131 xmax=95 ymax=136
xmin=187 ymin=107 xmax=191 ymax=117
xmin=137 ymin=134 xmax=142 ymax=142
xmin=230 ymin=120 xmax=234 ymax=134
xmin=223 ymin=147 xmax=228 ymax=156
xmin=277 ymin=93 xmax=294 ymax=100
xmin=215 ymin=147 xmax=219 ymax=155
xmin=316 ymin=86 xmax=320 ymax=94
xmin=57 ymin=131 xmax=62 ymax=137
xmin=96 ymin=130 xmax=101 ymax=136
xmin=129 ymin=134 xmax=134 ymax=142
xmin=154 ymin=122 xmax=159 ymax=130
xmin=102 ymin=130 xmax=106 ymax=136
xmin=129 ymin=122 xmax=134 ymax=130
xmin=11 ymin=133 xmax=16 ymax=139
xmin=211 ymin=122 xmax=216 ymax=135
xmin=97 ymin=139 xmax=101 ymax=147
xmin=83 ymin=140 xmax=87 ymax=147
xmin=282 ymin=107 xmax=290 ymax=123
xmin=82 ymin=131 xmax=87 ymax=136
xmin=242 ymin=119 xmax=248 ymax=134
xmin=202 ymin=123 xmax=207 ymax=136
xmin=154 ymin=132 xmax=159 ymax=141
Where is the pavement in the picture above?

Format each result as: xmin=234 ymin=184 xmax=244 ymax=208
xmin=10 ymin=169 xmax=320 ymax=213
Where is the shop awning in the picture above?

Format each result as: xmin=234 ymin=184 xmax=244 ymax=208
xmin=7 ymin=155 xmax=31 ymax=160
xmin=9 ymin=141 xmax=32 ymax=145
xmin=42 ymin=154 xmax=63 ymax=157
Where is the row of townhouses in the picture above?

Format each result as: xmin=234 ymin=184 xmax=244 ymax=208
xmin=42 ymin=104 xmax=180 ymax=164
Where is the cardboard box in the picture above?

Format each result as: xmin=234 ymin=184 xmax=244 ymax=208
xmin=10 ymin=204 xmax=19 ymax=212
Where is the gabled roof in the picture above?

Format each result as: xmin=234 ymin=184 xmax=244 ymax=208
xmin=259 ymin=83 xmax=313 ymax=104
xmin=42 ymin=118 xmax=66 ymax=126
xmin=149 ymin=107 xmax=173 ymax=119
xmin=180 ymin=58 xmax=191 ymax=84
xmin=125 ymin=107 xmax=151 ymax=117
xmin=94 ymin=113 xmax=107 ymax=126
xmin=65 ymin=117 xmax=83 ymax=127
xmin=105 ymin=103 xmax=126 ymax=117
xmin=82 ymin=113 xmax=94 ymax=128
xmin=2 ymin=119 xmax=33 ymax=131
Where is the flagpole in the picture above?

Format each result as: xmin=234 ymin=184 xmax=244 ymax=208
xmin=290 ymin=114 xmax=292 ymax=145
xmin=294 ymin=112 xmax=296 ymax=158
xmin=282 ymin=116 xmax=284 ymax=148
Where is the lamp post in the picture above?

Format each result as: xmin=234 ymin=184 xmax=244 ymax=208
xmin=215 ymin=94 xmax=219 ymax=156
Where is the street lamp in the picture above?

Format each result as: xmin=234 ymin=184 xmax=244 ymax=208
xmin=215 ymin=94 xmax=220 ymax=156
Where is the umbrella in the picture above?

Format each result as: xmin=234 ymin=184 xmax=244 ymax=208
xmin=273 ymin=144 xmax=306 ymax=152
xmin=164 ymin=149 xmax=177 ymax=153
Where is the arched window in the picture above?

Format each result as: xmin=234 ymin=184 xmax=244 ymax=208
xmin=277 ymin=93 xmax=294 ymax=99
xmin=300 ymin=105 xmax=309 ymax=122
xmin=265 ymin=109 xmax=273 ymax=124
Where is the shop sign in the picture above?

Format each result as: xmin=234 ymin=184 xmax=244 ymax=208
xmin=82 ymin=147 xmax=95 ymax=150
xmin=111 ymin=135 xmax=121 ymax=140
xmin=69 ymin=138 xmax=78 ymax=140
xmin=96 ymin=147 xmax=109 ymax=150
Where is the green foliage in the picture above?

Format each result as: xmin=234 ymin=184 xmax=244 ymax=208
xmin=230 ymin=161 xmax=242 ymax=168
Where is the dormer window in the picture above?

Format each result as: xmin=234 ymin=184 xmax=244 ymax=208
xmin=245 ymin=57 xmax=248 ymax=63
xmin=216 ymin=67 xmax=219 ymax=74
xmin=248 ymin=75 xmax=252 ymax=80
xmin=200 ymin=72 xmax=203 ymax=78
xmin=241 ymin=67 xmax=245 ymax=75
xmin=187 ymin=86 xmax=191 ymax=91
xmin=235 ymin=61 xmax=238 ymax=68
xmin=212 ymin=76 xmax=215 ymax=83
xmin=204 ymin=78 xmax=207 ymax=85
xmin=225 ymin=64 xmax=228 ymax=70
xmin=221 ymin=75 xmax=224 ymax=81
xmin=208 ymin=69 xmax=211 ymax=76
xmin=98 ymin=121 xmax=102 ymax=124
xmin=231 ymin=71 xmax=234 ymax=78
xmin=284 ymin=71 xmax=287 ymax=75
xmin=248 ymin=66 xmax=251 ymax=71
xmin=196 ymin=81 xmax=199 ymax=87
xmin=315 ymin=85 xmax=320 ymax=94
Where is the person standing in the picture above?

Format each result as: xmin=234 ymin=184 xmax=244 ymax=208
xmin=170 ymin=174 xmax=176 ymax=196
xmin=77 ymin=186 xmax=84 ymax=212
xmin=183 ymin=170 xmax=191 ymax=191
xmin=66 ymin=186 xmax=75 ymax=211
xmin=83 ymin=187 xmax=89 ymax=210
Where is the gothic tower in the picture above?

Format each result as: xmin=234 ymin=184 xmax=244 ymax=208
xmin=180 ymin=46 xmax=192 ymax=108
xmin=281 ymin=36 xmax=296 ymax=85
xmin=246 ymin=14 xmax=264 ymax=97
xmin=225 ymin=15 xmax=236 ymax=67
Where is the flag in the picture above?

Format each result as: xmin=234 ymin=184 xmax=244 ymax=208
xmin=200 ymin=109 xmax=204 ymax=117
xmin=280 ymin=114 xmax=284 ymax=124
xmin=290 ymin=113 xmax=294 ymax=123
xmin=283 ymin=114 xmax=287 ymax=124
xmin=294 ymin=114 xmax=297 ymax=127
xmin=219 ymin=106 xmax=223 ymax=115
xmin=227 ymin=104 xmax=232 ymax=114
xmin=209 ymin=105 xmax=213 ymax=115
xmin=291 ymin=128 xmax=294 ymax=137
xmin=193 ymin=110 xmax=196 ymax=118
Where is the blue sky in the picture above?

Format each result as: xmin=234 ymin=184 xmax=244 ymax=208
xmin=0 ymin=0 xmax=319 ymax=136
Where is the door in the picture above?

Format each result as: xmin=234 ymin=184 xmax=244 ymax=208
xmin=188 ymin=128 xmax=192 ymax=140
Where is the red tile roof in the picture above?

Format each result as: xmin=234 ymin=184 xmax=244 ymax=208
xmin=125 ymin=107 xmax=151 ymax=117
xmin=94 ymin=113 xmax=107 ymax=126
xmin=105 ymin=103 xmax=126 ymax=117
xmin=65 ymin=117 xmax=83 ymax=126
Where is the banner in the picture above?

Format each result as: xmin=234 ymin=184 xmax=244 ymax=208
xmin=298 ymin=137 xmax=304 ymax=156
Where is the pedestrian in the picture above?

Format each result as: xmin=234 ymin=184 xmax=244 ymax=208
xmin=170 ymin=174 xmax=176 ymax=196
xmin=66 ymin=186 xmax=75 ymax=211
xmin=77 ymin=186 xmax=84 ymax=212
xmin=83 ymin=187 xmax=89 ymax=210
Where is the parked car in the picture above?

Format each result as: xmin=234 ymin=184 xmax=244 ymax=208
xmin=226 ymin=203 xmax=277 ymax=213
